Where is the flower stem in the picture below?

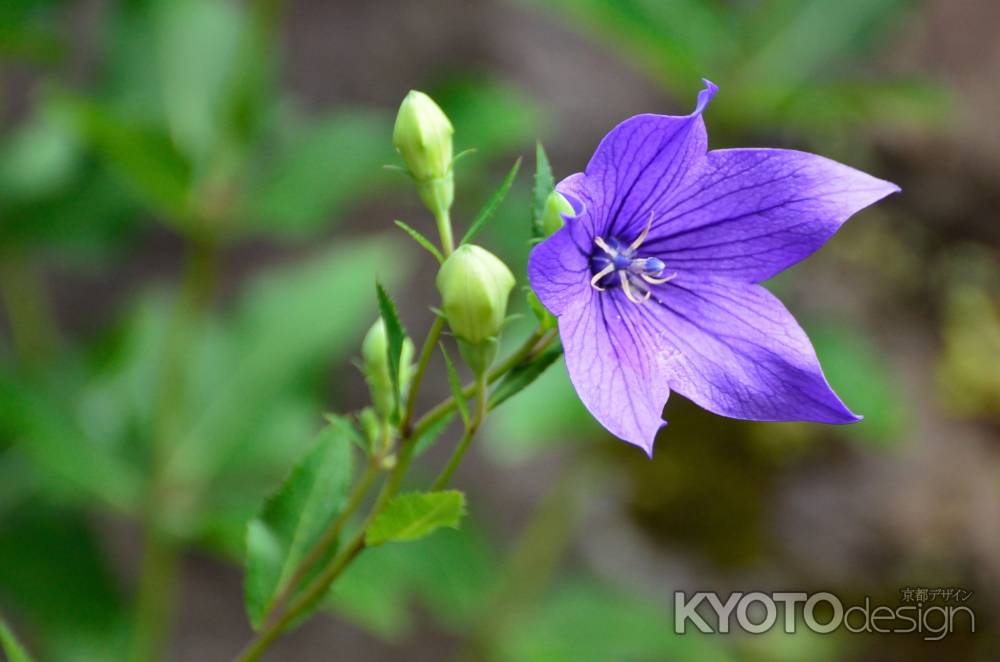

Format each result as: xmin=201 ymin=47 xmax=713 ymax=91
xmin=236 ymin=430 xmax=417 ymax=662
xmin=233 ymin=328 xmax=557 ymax=661
xmin=411 ymin=328 xmax=555 ymax=441
xmin=257 ymin=460 xmax=380 ymax=631
xmin=431 ymin=372 xmax=487 ymax=490
xmin=129 ymin=236 xmax=218 ymax=662
xmin=434 ymin=208 xmax=455 ymax=257
xmin=128 ymin=530 xmax=179 ymax=662
xmin=236 ymin=314 xmax=444 ymax=660
xmin=400 ymin=315 xmax=444 ymax=436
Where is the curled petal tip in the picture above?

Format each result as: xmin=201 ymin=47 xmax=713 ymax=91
xmin=693 ymin=79 xmax=719 ymax=116
xmin=561 ymin=190 xmax=585 ymax=220
xmin=634 ymin=419 xmax=667 ymax=458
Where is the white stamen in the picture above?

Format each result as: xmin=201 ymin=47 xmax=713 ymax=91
xmin=641 ymin=271 xmax=677 ymax=285
xmin=628 ymin=211 xmax=656 ymax=252
xmin=590 ymin=263 xmax=614 ymax=291
xmin=594 ymin=236 xmax=615 ymax=257
xmin=620 ymin=272 xmax=650 ymax=304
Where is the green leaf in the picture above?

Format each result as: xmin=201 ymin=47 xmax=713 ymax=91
xmin=60 ymin=96 xmax=192 ymax=224
xmin=366 ymin=491 xmax=466 ymax=546
xmin=535 ymin=0 xmax=729 ymax=91
xmin=432 ymin=79 xmax=539 ymax=159
xmin=376 ymin=283 xmax=407 ymax=420
xmin=489 ymin=346 xmax=563 ymax=409
xmin=0 ymin=502 xmax=124 ymax=649
xmin=526 ymin=289 xmax=556 ymax=330
xmin=740 ymin=0 xmax=907 ymax=89
xmin=326 ymin=523 xmax=497 ymax=639
xmin=440 ymin=344 xmax=470 ymax=427
xmin=0 ymin=107 xmax=79 ymax=201
xmin=165 ymin=235 xmax=412 ymax=498
xmin=154 ymin=0 xmax=244 ymax=163
xmin=0 ymin=162 xmax=137 ymax=256
xmin=460 ymin=157 xmax=522 ymax=245
xmin=244 ymin=425 xmax=354 ymax=630
xmin=323 ymin=413 xmax=368 ymax=453
xmin=0 ymin=374 xmax=142 ymax=512
xmin=531 ymin=142 xmax=554 ymax=238
xmin=248 ymin=112 xmax=391 ymax=237
xmin=394 ymin=220 xmax=444 ymax=264
xmin=451 ymin=147 xmax=477 ymax=168
xmin=0 ymin=617 xmax=35 ymax=662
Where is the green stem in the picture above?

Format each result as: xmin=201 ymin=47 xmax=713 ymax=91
xmin=400 ymin=315 xmax=444 ymax=436
xmin=129 ymin=237 xmax=219 ymax=662
xmin=258 ymin=460 xmax=379 ymax=631
xmin=128 ymin=530 xmax=179 ymax=662
xmin=234 ymin=327 xmax=557 ymax=661
xmin=237 ymin=435 xmax=417 ymax=662
xmin=434 ymin=208 xmax=454 ymax=257
xmin=411 ymin=328 xmax=554 ymax=441
xmin=431 ymin=372 xmax=486 ymax=490
xmin=236 ymin=314 xmax=446 ymax=661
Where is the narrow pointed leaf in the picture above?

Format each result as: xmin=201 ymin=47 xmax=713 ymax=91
xmin=366 ymin=491 xmax=466 ymax=546
xmin=1 ymin=616 xmax=35 ymax=662
xmin=244 ymin=425 xmax=354 ymax=629
xmin=489 ymin=346 xmax=563 ymax=409
xmin=394 ymin=220 xmax=444 ymax=264
xmin=323 ymin=412 xmax=368 ymax=453
xmin=461 ymin=157 xmax=522 ymax=245
xmin=376 ymin=283 xmax=407 ymax=419
xmin=451 ymin=148 xmax=477 ymax=168
xmin=531 ymin=142 xmax=554 ymax=238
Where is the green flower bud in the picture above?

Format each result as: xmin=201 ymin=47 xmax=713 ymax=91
xmin=361 ymin=319 xmax=415 ymax=419
xmin=358 ymin=407 xmax=381 ymax=448
xmin=540 ymin=190 xmax=574 ymax=236
xmin=436 ymin=244 xmax=515 ymax=346
xmin=393 ymin=90 xmax=454 ymax=216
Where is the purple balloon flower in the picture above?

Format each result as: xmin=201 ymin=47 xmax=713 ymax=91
xmin=528 ymin=80 xmax=899 ymax=456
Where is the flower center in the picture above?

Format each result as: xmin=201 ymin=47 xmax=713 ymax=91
xmin=589 ymin=215 xmax=675 ymax=304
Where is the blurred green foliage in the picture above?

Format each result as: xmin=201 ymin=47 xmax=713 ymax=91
xmin=936 ymin=245 xmax=1000 ymax=417
xmin=0 ymin=0 xmax=992 ymax=660
xmin=529 ymin=0 xmax=947 ymax=144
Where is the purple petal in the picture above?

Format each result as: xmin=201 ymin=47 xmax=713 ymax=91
xmin=528 ymin=225 xmax=590 ymax=317
xmin=556 ymin=80 xmax=717 ymax=243
xmin=557 ymin=288 xmax=673 ymax=454
xmin=643 ymin=148 xmax=899 ymax=282
xmin=638 ymin=276 xmax=859 ymax=424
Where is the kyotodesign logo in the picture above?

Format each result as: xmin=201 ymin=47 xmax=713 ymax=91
xmin=674 ymin=589 xmax=975 ymax=641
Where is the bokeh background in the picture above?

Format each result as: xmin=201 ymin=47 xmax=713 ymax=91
xmin=1 ymin=0 xmax=999 ymax=660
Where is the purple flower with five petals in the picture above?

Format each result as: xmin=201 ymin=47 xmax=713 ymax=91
xmin=528 ymin=80 xmax=899 ymax=455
